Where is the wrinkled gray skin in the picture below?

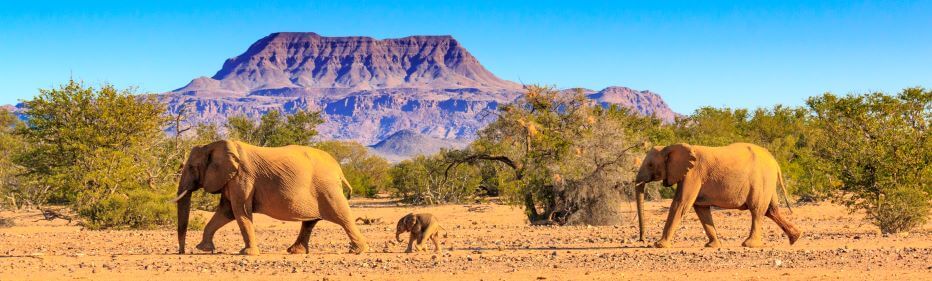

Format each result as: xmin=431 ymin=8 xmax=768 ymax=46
xmin=633 ymin=143 xmax=801 ymax=248
xmin=174 ymin=140 xmax=369 ymax=255
xmin=395 ymin=213 xmax=444 ymax=253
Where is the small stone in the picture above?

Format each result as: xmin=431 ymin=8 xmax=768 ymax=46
xmin=773 ymin=259 xmax=783 ymax=267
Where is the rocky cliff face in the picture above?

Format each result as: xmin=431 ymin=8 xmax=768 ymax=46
xmin=585 ymin=86 xmax=677 ymax=123
xmin=158 ymin=87 xmax=518 ymax=145
xmin=157 ymin=32 xmax=678 ymax=159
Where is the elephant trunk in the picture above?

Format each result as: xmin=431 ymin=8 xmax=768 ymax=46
xmin=176 ymin=188 xmax=193 ymax=254
xmin=634 ymin=182 xmax=646 ymax=242
xmin=395 ymin=220 xmax=405 ymax=242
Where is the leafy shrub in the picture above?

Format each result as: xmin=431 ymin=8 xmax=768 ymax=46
xmin=226 ymin=109 xmax=323 ymax=147
xmin=11 ymin=81 xmax=210 ymax=229
xmin=807 ymin=88 xmax=931 ymax=233
xmin=440 ymin=86 xmax=642 ymax=225
xmin=78 ymin=189 xmax=174 ymax=229
xmin=872 ymin=187 xmax=930 ymax=234
xmin=315 ymin=141 xmax=392 ymax=198
xmin=390 ymin=151 xmax=482 ymax=204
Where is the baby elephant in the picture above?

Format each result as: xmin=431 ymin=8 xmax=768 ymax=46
xmin=395 ymin=213 xmax=445 ymax=253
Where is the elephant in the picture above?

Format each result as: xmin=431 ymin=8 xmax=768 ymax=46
xmin=395 ymin=213 xmax=445 ymax=253
xmin=171 ymin=140 xmax=369 ymax=255
xmin=632 ymin=143 xmax=802 ymax=248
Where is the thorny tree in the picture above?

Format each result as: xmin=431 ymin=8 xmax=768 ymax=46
xmin=445 ymin=86 xmax=646 ymax=225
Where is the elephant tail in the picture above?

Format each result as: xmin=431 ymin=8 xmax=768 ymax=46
xmin=341 ymin=175 xmax=353 ymax=199
xmin=778 ymin=171 xmax=794 ymax=214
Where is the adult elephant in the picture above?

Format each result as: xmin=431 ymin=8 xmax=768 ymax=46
xmin=171 ymin=140 xmax=369 ymax=255
xmin=631 ymin=143 xmax=801 ymax=248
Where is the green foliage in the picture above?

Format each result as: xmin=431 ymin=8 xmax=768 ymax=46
xmin=0 ymin=108 xmax=27 ymax=209
xmin=78 ymin=188 xmax=175 ymax=229
xmin=315 ymin=141 xmax=392 ymax=197
xmin=389 ymin=150 xmax=483 ymax=204
xmin=674 ymin=107 xmax=750 ymax=146
xmin=449 ymin=86 xmax=643 ymax=225
xmin=871 ymin=187 xmax=931 ymax=234
xmin=15 ymin=81 xmax=166 ymax=203
xmin=806 ymin=88 xmax=931 ymax=233
xmin=227 ymin=110 xmax=323 ymax=147
xmin=11 ymin=80 xmax=181 ymax=228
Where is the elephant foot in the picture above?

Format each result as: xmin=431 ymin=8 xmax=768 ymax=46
xmin=239 ymin=247 xmax=260 ymax=256
xmin=741 ymin=238 xmax=763 ymax=248
xmin=788 ymin=230 xmax=803 ymax=245
xmin=287 ymin=243 xmax=309 ymax=254
xmin=653 ymin=240 xmax=672 ymax=248
xmin=704 ymin=240 xmax=721 ymax=248
xmin=404 ymin=248 xmax=413 ymax=253
xmin=349 ymin=243 xmax=369 ymax=255
xmin=195 ymin=241 xmax=216 ymax=252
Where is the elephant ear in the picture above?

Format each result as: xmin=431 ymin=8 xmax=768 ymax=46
xmin=406 ymin=214 xmax=418 ymax=230
xmin=202 ymin=140 xmax=242 ymax=194
xmin=662 ymin=143 xmax=696 ymax=186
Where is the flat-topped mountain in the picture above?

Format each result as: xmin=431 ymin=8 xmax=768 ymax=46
xmin=174 ymin=32 xmax=521 ymax=98
xmin=156 ymin=32 xmax=678 ymax=159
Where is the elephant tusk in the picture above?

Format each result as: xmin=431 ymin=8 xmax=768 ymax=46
xmin=169 ymin=190 xmax=190 ymax=203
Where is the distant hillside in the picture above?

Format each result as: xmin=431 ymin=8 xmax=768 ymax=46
xmin=368 ymin=130 xmax=469 ymax=162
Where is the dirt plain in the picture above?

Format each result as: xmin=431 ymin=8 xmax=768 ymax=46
xmin=0 ymin=198 xmax=930 ymax=281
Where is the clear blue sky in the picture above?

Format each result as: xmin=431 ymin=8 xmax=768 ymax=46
xmin=1 ymin=1 xmax=929 ymax=113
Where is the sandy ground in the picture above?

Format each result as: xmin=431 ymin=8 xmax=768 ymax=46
xmin=0 ymin=199 xmax=930 ymax=281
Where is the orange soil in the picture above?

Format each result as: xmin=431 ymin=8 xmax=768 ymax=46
xmin=1 ymin=199 xmax=929 ymax=280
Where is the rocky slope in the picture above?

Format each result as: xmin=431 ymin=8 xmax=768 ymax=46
xmin=156 ymin=32 xmax=678 ymax=159
xmin=368 ymin=129 xmax=470 ymax=162
xmin=582 ymin=86 xmax=677 ymax=123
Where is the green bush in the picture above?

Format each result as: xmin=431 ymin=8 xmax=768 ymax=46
xmin=315 ymin=141 xmax=391 ymax=198
xmin=872 ymin=187 xmax=930 ymax=234
xmin=11 ymin=81 xmax=215 ymax=229
xmin=390 ymin=151 xmax=482 ymax=204
xmin=78 ymin=189 xmax=174 ymax=230
xmin=807 ymin=88 xmax=931 ymax=233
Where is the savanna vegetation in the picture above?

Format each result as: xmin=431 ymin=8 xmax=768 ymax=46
xmin=0 ymin=81 xmax=928 ymax=233
xmin=390 ymin=86 xmax=931 ymax=232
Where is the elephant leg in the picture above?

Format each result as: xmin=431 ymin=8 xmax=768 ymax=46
xmin=431 ymin=234 xmax=442 ymax=253
xmin=320 ymin=187 xmax=369 ymax=254
xmin=287 ymin=220 xmax=321 ymax=254
xmin=417 ymin=224 xmax=438 ymax=251
xmin=405 ymin=232 xmax=416 ymax=253
xmin=231 ymin=200 xmax=259 ymax=255
xmin=197 ymin=198 xmax=234 ymax=252
xmin=655 ymin=182 xmax=700 ymax=248
xmin=742 ymin=211 xmax=765 ymax=248
xmin=328 ymin=214 xmax=369 ymax=254
xmin=765 ymin=199 xmax=802 ymax=245
xmin=693 ymin=205 xmax=720 ymax=248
